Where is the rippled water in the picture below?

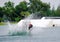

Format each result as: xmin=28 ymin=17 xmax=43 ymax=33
xmin=0 ymin=25 xmax=60 ymax=42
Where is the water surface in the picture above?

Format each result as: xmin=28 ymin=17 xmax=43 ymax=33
xmin=0 ymin=25 xmax=60 ymax=42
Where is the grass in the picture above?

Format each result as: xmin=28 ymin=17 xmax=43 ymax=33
xmin=10 ymin=22 xmax=18 ymax=24
xmin=0 ymin=22 xmax=5 ymax=25
xmin=0 ymin=22 xmax=18 ymax=25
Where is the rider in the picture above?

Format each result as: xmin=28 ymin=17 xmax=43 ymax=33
xmin=28 ymin=23 xmax=33 ymax=30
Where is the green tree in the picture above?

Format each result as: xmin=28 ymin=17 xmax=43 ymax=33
xmin=55 ymin=5 xmax=60 ymax=16
xmin=4 ymin=1 xmax=15 ymax=21
xmin=4 ymin=1 xmax=14 ymax=7
xmin=20 ymin=11 xmax=30 ymax=18
xmin=15 ymin=1 xmax=29 ymax=19
xmin=15 ymin=1 xmax=28 ymax=13
xmin=0 ymin=7 xmax=3 ymax=17
xmin=51 ymin=7 xmax=56 ymax=16
xmin=29 ymin=0 xmax=50 ymax=14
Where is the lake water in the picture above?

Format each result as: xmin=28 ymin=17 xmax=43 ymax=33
xmin=0 ymin=25 xmax=60 ymax=42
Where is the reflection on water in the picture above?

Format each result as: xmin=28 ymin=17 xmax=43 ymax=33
xmin=0 ymin=25 xmax=60 ymax=42
xmin=0 ymin=25 xmax=9 ymax=36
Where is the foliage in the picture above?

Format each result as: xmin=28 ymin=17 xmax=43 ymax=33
xmin=0 ymin=0 xmax=60 ymax=22
xmin=29 ymin=0 xmax=50 ymax=13
xmin=20 ymin=11 xmax=30 ymax=18
xmin=0 ymin=18 xmax=2 ymax=22
xmin=4 ymin=1 xmax=14 ymax=7
xmin=55 ymin=5 xmax=60 ymax=16
xmin=15 ymin=17 xmax=21 ymax=22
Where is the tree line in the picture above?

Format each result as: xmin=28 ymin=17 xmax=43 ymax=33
xmin=0 ymin=0 xmax=60 ymax=22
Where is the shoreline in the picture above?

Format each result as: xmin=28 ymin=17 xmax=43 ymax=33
xmin=0 ymin=22 xmax=18 ymax=25
xmin=0 ymin=22 xmax=5 ymax=25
